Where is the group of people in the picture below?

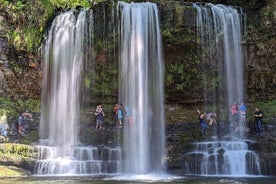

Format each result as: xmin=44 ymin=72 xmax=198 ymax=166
xmin=0 ymin=110 xmax=33 ymax=138
xmin=231 ymin=103 xmax=263 ymax=134
xmin=231 ymin=102 xmax=249 ymax=134
xmin=231 ymin=102 xmax=247 ymax=124
xmin=197 ymin=104 xmax=264 ymax=137
xmin=94 ymin=103 xmax=129 ymax=129
xmin=95 ymin=102 xmax=264 ymax=136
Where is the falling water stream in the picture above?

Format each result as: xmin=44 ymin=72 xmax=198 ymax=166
xmin=118 ymin=2 xmax=166 ymax=174
xmin=183 ymin=3 xmax=261 ymax=176
xmin=35 ymin=2 xmax=165 ymax=176
xmin=34 ymin=1 xmax=262 ymax=178
xmin=194 ymin=3 xmax=245 ymax=110
xmin=35 ymin=9 xmax=121 ymax=175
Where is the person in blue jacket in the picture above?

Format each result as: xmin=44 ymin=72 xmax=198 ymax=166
xmin=118 ymin=105 xmax=123 ymax=126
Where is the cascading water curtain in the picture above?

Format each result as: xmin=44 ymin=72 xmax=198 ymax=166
xmin=37 ymin=9 xmax=92 ymax=174
xmin=185 ymin=3 xmax=262 ymax=176
xmin=193 ymin=3 xmax=245 ymax=126
xmin=118 ymin=2 xmax=166 ymax=174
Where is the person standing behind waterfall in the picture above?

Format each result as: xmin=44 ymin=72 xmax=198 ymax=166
xmin=113 ymin=103 xmax=119 ymax=125
xmin=95 ymin=105 xmax=105 ymax=129
xmin=231 ymin=103 xmax=239 ymax=124
xmin=125 ymin=106 xmax=134 ymax=125
xmin=239 ymin=102 xmax=246 ymax=123
xmin=118 ymin=105 xmax=123 ymax=127
xmin=197 ymin=110 xmax=208 ymax=137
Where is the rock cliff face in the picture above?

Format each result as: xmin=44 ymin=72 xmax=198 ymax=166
xmin=245 ymin=0 xmax=276 ymax=102
xmin=0 ymin=0 xmax=52 ymax=99
xmin=0 ymin=0 xmax=275 ymax=104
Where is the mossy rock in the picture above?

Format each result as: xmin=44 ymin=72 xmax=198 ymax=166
xmin=0 ymin=143 xmax=36 ymax=163
xmin=0 ymin=165 xmax=28 ymax=177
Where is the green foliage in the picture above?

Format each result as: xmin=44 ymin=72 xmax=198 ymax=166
xmin=201 ymin=71 xmax=219 ymax=91
xmin=14 ymin=1 xmax=25 ymax=10
xmin=162 ymin=29 xmax=172 ymax=38
xmin=247 ymin=24 xmax=255 ymax=31
xmin=49 ymin=0 xmax=91 ymax=9
xmin=41 ymin=0 xmax=55 ymax=15
xmin=94 ymin=63 xmax=115 ymax=96
xmin=0 ymin=165 xmax=24 ymax=177
xmin=165 ymin=57 xmax=200 ymax=91
xmin=0 ymin=98 xmax=40 ymax=121
xmin=23 ymin=26 xmax=42 ymax=51
xmin=20 ymin=131 xmax=39 ymax=145
xmin=12 ymin=63 xmax=23 ymax=73
xmin=263 ymin=11 xmax=273 ymax=18
xmin=0 ymin=0 xmax=9 ymax=5
xmin=166 ymin=63 xmax=186 ymax=90
xmin=252 ymin=100 xmax=276 ymax=122
xmin=10 ymin=31 xmax=21 ymax=48
xmin=0 ymin=0 xmax=54 ymax=51
xmin=85 ymin=77 xmax=91 ymax=88
xmin=0 ymin=144 xmax=36 ymax=163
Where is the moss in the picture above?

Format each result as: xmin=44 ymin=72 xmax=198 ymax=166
xmin=0 ymin=165 xmax=25 ymax=177
xmin=0 ymin=144 xmax=36 ymax=170
xmin=19 ymin=131 xmax=39 ymax=145
xmin=0 ymin=0 xmax=54 ymax=51
xmin=0 ymin=144 xmax=35 ymax=176
xmin=48 ymin=0 xmax=91 ymax=9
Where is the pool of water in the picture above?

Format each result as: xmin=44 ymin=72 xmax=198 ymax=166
xmin=1 ymin=175 xmax=275 ymax=184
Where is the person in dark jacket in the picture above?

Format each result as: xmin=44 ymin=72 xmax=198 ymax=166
xmin=254 ymin=107 xmax=263 ymax=134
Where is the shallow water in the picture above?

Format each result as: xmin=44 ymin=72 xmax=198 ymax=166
xmin=2 ymin=175 xmax=275 ymax=184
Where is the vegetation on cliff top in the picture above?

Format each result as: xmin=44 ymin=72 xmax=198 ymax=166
xmin=0 ymin=0 xmax=54 ymax=51
xmin=0 ymin=0 xmax=104 ymax=51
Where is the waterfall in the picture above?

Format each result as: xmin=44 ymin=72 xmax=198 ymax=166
xmin=40 ymin=9 xmax=86 ymax=152
xmin=193 ymin=2 xmax=247 ymax=138
xmin=194 ymin=3 xmax=245 ymax=118
xmin=35 ymin=9 xmax=121 ymax=175
xmin=118 ymin=2 xmax=166 ymax=174
xmin=185 ymin=3 xmax=261 ymax=176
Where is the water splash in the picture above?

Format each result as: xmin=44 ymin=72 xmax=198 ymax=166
xmin=118 ymin=2 xmax=166 ymax=174
xmin=35 ymin=145 xmax=121 ymax=175
xmin=184 ymin=141 xmax=261 ymax=176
